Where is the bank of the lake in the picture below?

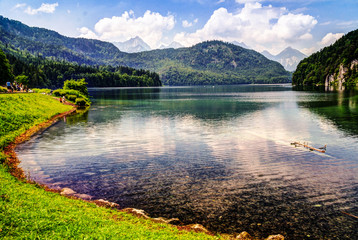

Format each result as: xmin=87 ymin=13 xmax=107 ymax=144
xmin=0 ymin=93 xmax=224 ymax=240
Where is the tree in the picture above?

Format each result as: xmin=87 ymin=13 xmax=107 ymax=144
xmin=0 ymin=48 xmax=14 ymax=85
xmin=15 ymin=74 xmax=29 ymax=89
xmin=63 ymin=78 xmax=88 ymax=97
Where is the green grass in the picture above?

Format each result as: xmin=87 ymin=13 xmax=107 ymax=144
xmin=0 ymin=93 xmax=73 ymax=150
xmin=0 ymin=93 xmax=221 ymax=240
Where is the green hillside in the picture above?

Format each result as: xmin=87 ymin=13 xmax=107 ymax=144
xmin=0 ymin=15 xmax=125 ymax=65
xmin=0 ymin=15 xmax=291 ymax=86
xmin=293 ymin=28 xmax=358 ymax=87
xmin=118 ymin=41 xmax=291 ymax=85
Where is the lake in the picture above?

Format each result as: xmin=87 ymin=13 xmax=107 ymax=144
xmin=16 ymin=85 xmax=358 ymax=239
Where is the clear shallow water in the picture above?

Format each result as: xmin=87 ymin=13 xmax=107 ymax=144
xmin=17 ymin=85 xmax=358 ymax=239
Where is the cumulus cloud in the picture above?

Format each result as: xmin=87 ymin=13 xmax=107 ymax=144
xmin=174 ymin=2 xmax=317 ymax=53
xmin=182 ymin=18 xmax=198 ymax=28
xmin=78 ymin=27 xmax=99 ymax=40
xmin=302 ymin=32 xmax=344 ymax=55
xmin=319 ymin=32 xmax=344 ymax=46
xmin=86 ymin=10 xmax=175 ymax=48
xmin=13 ymin=3 xmax=27 ymax=9
xmin=235 ymin=0 xmax=262 ymax=3
xmin=24 ymin=2 xmax=59 ymax=15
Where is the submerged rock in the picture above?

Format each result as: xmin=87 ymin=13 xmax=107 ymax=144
xmin=236 ymin=231 xmax=253 ymax=239
xmin=266 ymin=234 xmax=285 ymax=240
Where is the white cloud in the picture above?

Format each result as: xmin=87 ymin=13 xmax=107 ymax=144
xmin=174 ymin=3 xmax=317 ymax=53
xmin=182 ymin=18 xmax=198 ymax=28
xmin=319 ymin=32 xmax=344 ymax=46
xmin=13 ymin=3 xmax=27 ymax=9
xmin=78 ymin=27 xmax=99 ymax=40
xmin=235 ymin=0 xmax=262 ymax=3
xmin=24 ymin=2 xmax=59 ymax=15
xmin=302 ymin=32 xmax=344 ymax=55
xmin=86 ymin=10 xmax=175 ymax=48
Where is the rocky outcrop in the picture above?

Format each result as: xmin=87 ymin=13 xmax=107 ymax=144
xmin=325 ymin=59 xmax=358 ymax=90
xmin=92 ymin=199 xmax=120 ymax=209
xmin=236 ymin=231 xmax=285 ymax=240
xmin=123 ymin=208 xmax=181 ymax=225
xmin=236 ymin=231 xmax=253 ymax=239
xmin=60 ymin=187 xmax=93 ymax=200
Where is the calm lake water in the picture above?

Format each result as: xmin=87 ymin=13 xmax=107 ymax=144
xmin=17 ymin=85 xmax=358 ymax=239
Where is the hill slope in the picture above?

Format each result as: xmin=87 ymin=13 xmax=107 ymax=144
xmin=293 ymin=29 xmax=358 ymax=87
xmin=0 ymin=15 xmax=125 ymax=65
xmin=0 ymin=16 xmax=291 ymax=86
xmin=118 ymin=41 xmax=291 ymax=85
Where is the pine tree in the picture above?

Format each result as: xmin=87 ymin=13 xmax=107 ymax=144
xmin=0 ymin=48 xmax=14 ymax=85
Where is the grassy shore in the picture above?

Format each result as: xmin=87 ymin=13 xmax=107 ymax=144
xmin=0 ymin=93 xmax=220 ymax=239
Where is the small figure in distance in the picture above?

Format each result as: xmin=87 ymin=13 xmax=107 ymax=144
xmin=6 ymin=82 xmax=13 ymax=93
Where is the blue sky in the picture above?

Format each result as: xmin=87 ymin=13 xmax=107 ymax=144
xmin=0 ymin=0 xmax=357 ymax=55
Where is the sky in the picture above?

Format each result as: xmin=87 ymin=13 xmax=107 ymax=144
xmin=0 ymin=0 xmax=357 ymax=55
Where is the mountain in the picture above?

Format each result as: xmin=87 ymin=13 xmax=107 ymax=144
xmin=232 ymin=41 xmax=251 ymax=49
xmin=262 ymin=47 xmax=306 ymax=72
xmin=261 ymin=50 xmax=275 ymax=60
xmin=118 ymin=40 xmax=291 ymax=85
xmin=293 ymin=29 xmax=358 ymax=88
xmin=113 ymin=36 xmax=151 ymax=53
xmin=159 ymin=41 xmax=184 ymax=49
xmin=0 ymin=16 xmax=291 ymax=86
xmin=275 ymin=47 xmax=307 ymax=72
xmin=0 ymin=16 xmax=125 ymax=65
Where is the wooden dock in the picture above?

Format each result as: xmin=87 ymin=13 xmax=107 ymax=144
xmin=291 ymin=142 xmax=326 ymax=153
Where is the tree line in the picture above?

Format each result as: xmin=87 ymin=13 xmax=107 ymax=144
xmin=0 ymin=46 xmax=161 ymax=89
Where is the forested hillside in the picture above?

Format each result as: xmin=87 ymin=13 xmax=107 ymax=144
xmin=0 ymin=16 xmax=291 ymax=86
xmin=293 ymin=28 xmax=358 ymax=86
xmin=1 ymin=46 xmax=161 ymax=88
xmin=118 ymin=41 xmax=291 ymax=85
xmin=0 ymin=15 xmax=124 ymax=65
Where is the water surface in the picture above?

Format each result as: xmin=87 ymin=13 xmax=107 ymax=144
xmin=17 ymin=85 xmax=358 ymax=239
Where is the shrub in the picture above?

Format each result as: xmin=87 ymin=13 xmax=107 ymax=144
xmin=75 ymin=98 xmax=87 ymax=106
xmin=0 ymin=152 xmax=6 ymax=164
xmin=32 ymin=88 xmax=52 ymax=94
xmin=53 ymin=89 xmax=90 ymax=106
xmin=66 ymin=95 xmax=77 ymax=102
xmin=0 ymin=86 xmax=7 ymax=93
xmin=63 ymin=79 xmax=88 ymax=97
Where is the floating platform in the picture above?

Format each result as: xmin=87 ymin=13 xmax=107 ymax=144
xmin=291 ymin=142 xmax=326 ymax=153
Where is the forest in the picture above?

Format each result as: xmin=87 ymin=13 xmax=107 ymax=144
xmin=0 ymin=46 xmax=161 ymax=89
xmin=293 ymin=28 xmax=358 ymax=86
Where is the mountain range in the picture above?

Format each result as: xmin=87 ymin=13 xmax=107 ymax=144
xmin=262 ymin=47 xmax=307 ymax=72
xmin=0 ymin=15 xmax=291 ymax=86
xmin=113 ymin=36 xmax=151 ymax=53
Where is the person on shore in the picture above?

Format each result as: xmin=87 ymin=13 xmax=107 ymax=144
xmin=59 ymin=96 xmax=62 ymax=103
xmin=62 ymin=96 xmax=66 ymax=103
xmin=6 ymin=82 xmax=12 ymax=92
